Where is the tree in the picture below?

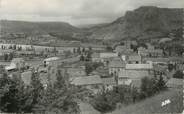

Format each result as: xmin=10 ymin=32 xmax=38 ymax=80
xmin=86 ymin=52 xmax=92 ymax=61
xmin=91 ymin=90 xmax=119 ymax=113
xmin=4 ymin=54 xmax=8 ymax=61
xmin=77 ymin=47 xmax=81 ymax=54
xmin=34 ymin=69 xmax=81 ymax=114
xmin=0 ymin=72 xmax=34 ymax=113
xmin=80 ymin=54 xmax=85 ymax=61
xmin=156 ymin=75 xmax=166 ymax=91
xmin=173 ymin=70 xmax=183 ymax=79
xmin=85 ymin=62 xmax=103 ymax=75
xmin=140 ymin=76 xmax=166 ymax=99
xmin=73 ymin=48 xmax=76 ymax=53
xmin=82 ymin=47 xmax=85 ymax=53
xmin=8 ymin=53 xmax=14 ymax=61
xmin=85 ymin=63 xmax=94 ymax=75
xmin=106 ymin=46 xmax=113 ymax=51
xmin=13 ymin=45 xmax=17 ymax=50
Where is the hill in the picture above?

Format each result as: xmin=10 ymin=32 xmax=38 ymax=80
xmin=88 ymin=6 xmax=183 ymax=40
xmin=107 ymin=88 xmax=183 ymax=114
xmin=0 ymin=20 xmax=80 ymax=35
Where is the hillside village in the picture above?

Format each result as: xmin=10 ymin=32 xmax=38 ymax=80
xmin=0 ymin=37 xmax=183 ymax=113
xmin=0 ymin=5 xmax=183 ymax=114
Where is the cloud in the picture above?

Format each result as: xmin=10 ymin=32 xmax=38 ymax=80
xmin=0 ymin=0 xmax=183 ymax=25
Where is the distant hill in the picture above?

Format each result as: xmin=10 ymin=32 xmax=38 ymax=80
xmin=87 ymin=6 xmax=183 ymax=40
xmin=0 ymin=20 xmax=80 ymax=35
xmin=0 ymin=6 xmax=183 ymax=41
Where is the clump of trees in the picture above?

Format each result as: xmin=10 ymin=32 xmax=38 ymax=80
xmin=0 ymin=67 xmax=86 ymax=114
xmin=139 ymin=76 xmax=166 ymax=99
xmin=4 ymin=53 xmax=14 ymax=61
xmin=173 ymin=70 xmax=183 ymax=79
xmin=0 ymin=69 xmax=42 ymax=113
xmin=85 ymin=62 xmax=104 ymax=75
xmin=91 ymin=76 xmax=167 ymax=113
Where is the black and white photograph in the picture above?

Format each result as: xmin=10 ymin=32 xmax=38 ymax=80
xmin=0 ymin=0 xmax=183 ymax=114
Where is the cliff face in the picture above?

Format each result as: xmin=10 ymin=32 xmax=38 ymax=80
xmin=88 ymin=6 xmax=183 ymax=40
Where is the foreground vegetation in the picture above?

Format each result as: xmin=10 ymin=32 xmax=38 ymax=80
xmin=0 ymin=66 xmax=86 ymax=114
xmin=91 ymin=76 xmax=167 ymax=113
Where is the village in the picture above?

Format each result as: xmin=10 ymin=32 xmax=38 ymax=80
xmin=0 ymin=38 xmax=183 ymax=113
xmin=0 ymin=2 xmax=184 ymax=113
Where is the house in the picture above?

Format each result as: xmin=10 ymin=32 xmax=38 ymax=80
xmin=101 ymin=77 xmax=116 ymax=91
xmin=71 ymin=75 xmax=102 ymax=86
xmin=125 ymin=63 xmax=153 ymax=70
xmin=166 ymin=78 xmax=183 ymax=88
xmin=43 ymin=57 xmax=60 ymax=66
xmin=5 ymin=63 xmax=17 ymax=71
xmin=146 ymin=43 xmax=155 ymax=50
xmin=100 ymin=52 xmax=118 ymax=58
xmin=92 ymin=52 xmax=118 ymax=65
xmin=91 ymin=53 xmax=102 ymax=62
xmin=108 ymin=58 xmax=125 ymax=76
xmin=143 ymin=57 xmax=169 ymax=65
xmin=16 ymin=50 xmax=35 ymax=56
xmin=71 ymin=75 xmax=103 ymax=94
xmin=130 ymin=79 xmax=142 ymax=89
xmin=118 ymin=69 xmax=150 ymax=87
xmin=21 ymin=71 xmax=32 ymax=86
xmin=138 ymin=47 xmax=163 ymax=57
xmin=5 ymin=58 xmax=27 ymax=71
xmin=159 ymin=38 xmax=172 ymax=44
xmin=114 ymin=46 xmax=134 ymax=55
xmin=63 ymin=67 xmax=86 ymax=77
xmin=127 ymin=54 xmax=142 ymax=64
xmin=0 ymin=49 xmax=14 ymax=56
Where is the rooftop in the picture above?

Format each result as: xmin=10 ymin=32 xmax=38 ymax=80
xmin=118 ymin=69 xmax=149 ymax=79
xmin=109 ymin=59 xmax=125 ymax=68
xmin=71 ymin=75 xmax=102 ymax=86
xmin=126 ymin=63 xmax=153 ymax=70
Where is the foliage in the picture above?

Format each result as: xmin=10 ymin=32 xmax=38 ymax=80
xmin=106 ymin=46 xmax=113 ymax=51
xmin=91 ymin=86 xmax=139 ymax=113
xmin=34 ymin=69 xmax=84 ymax=114
xmin=91 ymin=90 xmax=120 ymax=113
xmin=140 ymin=76 xmax=166 ymax=99
xmin=85 ymin=62 xmax=103 ymax=75
xmin=0 ymin=72 xmax=35 ymax=113
xmin=173 ymin=70 xmax=183 ymax=79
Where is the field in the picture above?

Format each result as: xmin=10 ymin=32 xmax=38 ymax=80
xmin=108 ymin=88 xmax=183 ymax=114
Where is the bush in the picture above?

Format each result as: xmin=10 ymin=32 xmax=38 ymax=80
xmin=140 ymin=76 xmax=166 ymax=99
xmin=85 ymin=62 xmax=103 ymax=75
xmin=91 ymin=90 xmax=120 ymax=113
xmin=173 ymin=70 xmax=183 ymax=79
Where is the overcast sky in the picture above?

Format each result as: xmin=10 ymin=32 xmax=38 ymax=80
xmin=0 ymin=0 xmax=183 ymax=26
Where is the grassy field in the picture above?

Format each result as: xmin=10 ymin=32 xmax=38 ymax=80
xmin=107 ymin=88 xmax=183 ymax=114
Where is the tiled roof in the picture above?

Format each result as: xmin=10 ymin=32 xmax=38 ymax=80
xmin=71 ymin=75 xmax=102 ymax=86
xmin=126 ymin=63 xmax=153 ymax=70
xmin=131 ymin=79 xmax=142 ymax=88
xmin=118 ymin=69 xmax=149 ymax=79
xmin=109 ymin=59 xmax=125 ymax=68
xmin=143 ymin=57 xmax=170 ymax=63
xmin=128 ymin=55 xmax=141 ymax=61
xmin=101 ymin=77 xmax=116 ymax=85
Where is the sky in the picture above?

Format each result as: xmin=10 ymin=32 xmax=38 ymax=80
xmin=0 ymin=0 xmax=183 ymax=26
